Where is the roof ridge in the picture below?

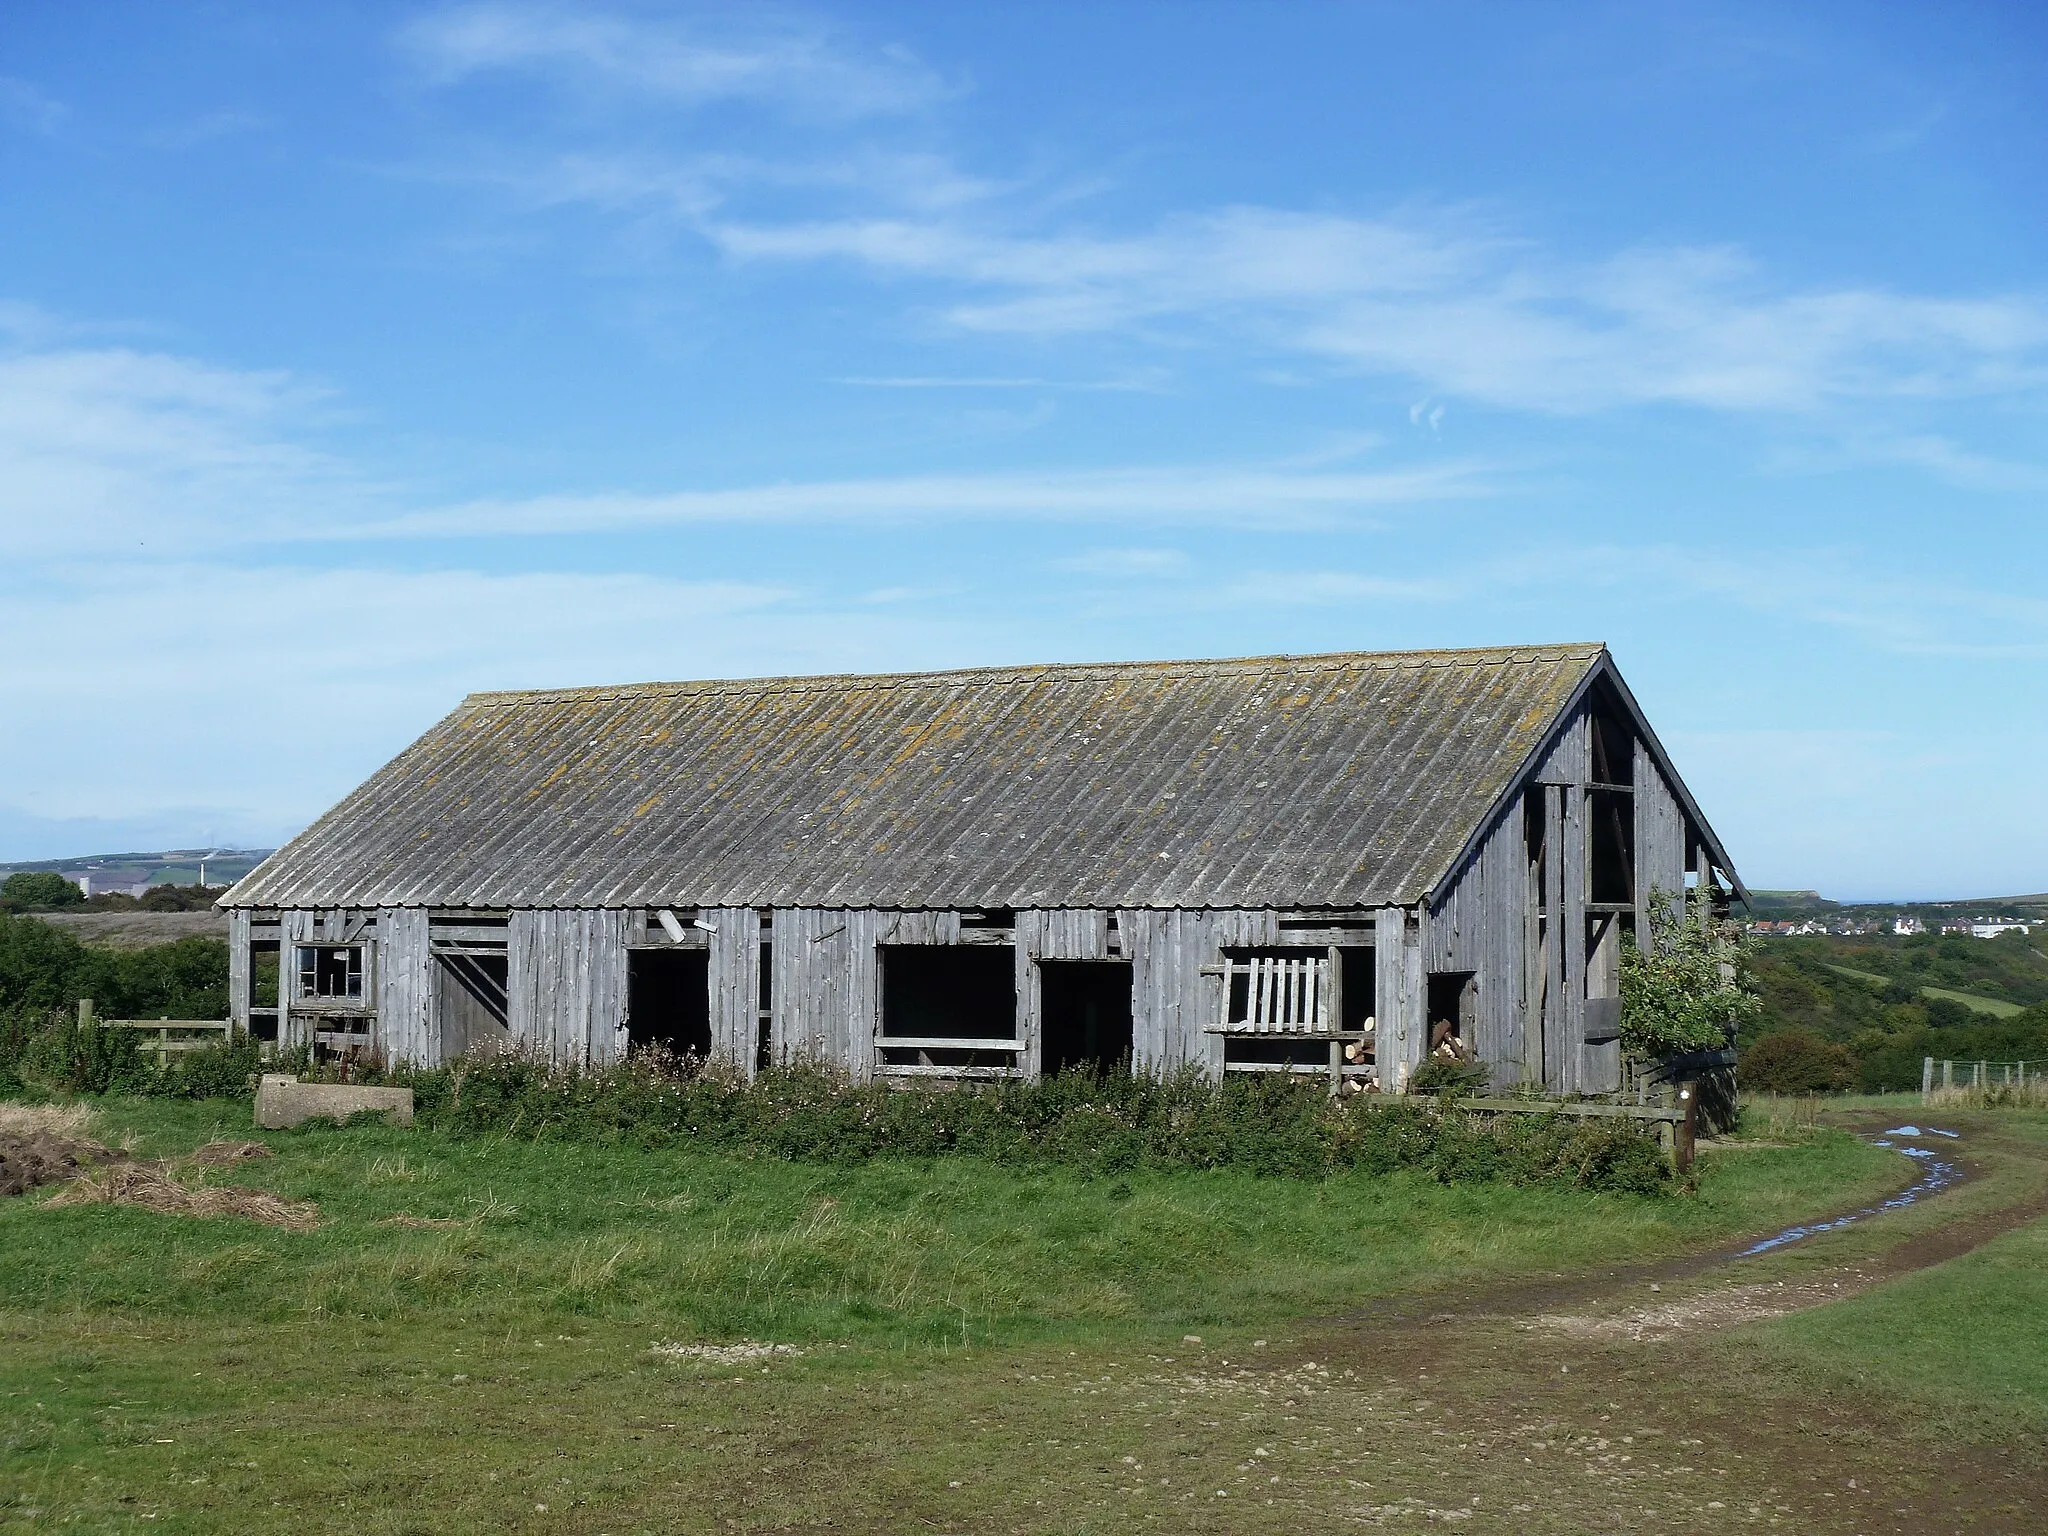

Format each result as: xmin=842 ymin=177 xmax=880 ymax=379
xmin=461 ymin=642 xmax=1608 ymax=707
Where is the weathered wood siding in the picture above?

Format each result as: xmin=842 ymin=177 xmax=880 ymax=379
xmin=706 ymin=906 xmax=761 ymax=1075
xmin=1375 ymin=907 xmax=1425 ymax=1087
xmin=1423 ymin=795 xmax=1528 ymax=1088
xmin=1634 ymin=738 xmax=1688 ymax=945
xmin=228 ymin=908 xmax=251 ymax=1036
xmin=278 ymin=909 xmax=312 ymax=1050
xmin=769 ymin=908 xmax=875 ymax=1080
xmin=1117 ymin=909 xmax=1282 ymax=1075
xmin=1523 ymin=708 xmax=1591 ymax=1093
xmin=1021 ymin=910 xmax=1114 ymax=960
xmin=508 ymin=908 xmax=628 ymax=1064
xmin=375 ymin=907 xmax=434 ymax=1064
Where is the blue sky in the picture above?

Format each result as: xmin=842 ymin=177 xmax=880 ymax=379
xmin=2 ymin=2 xmax=2043 ymax=898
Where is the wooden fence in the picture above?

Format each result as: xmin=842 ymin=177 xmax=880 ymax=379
xmin=76 ymin=999 xmax=238 ymax=1063
xmin=1922 ymin=1057 xmax=2046 ymax=1107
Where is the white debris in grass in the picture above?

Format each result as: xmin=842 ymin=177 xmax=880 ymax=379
xmin=649 ymin=1340 xmax=803 ymax=1365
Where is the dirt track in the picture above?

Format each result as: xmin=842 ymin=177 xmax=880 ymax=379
xmin=1268 ymin=1114 xmax=2048 ymax=1533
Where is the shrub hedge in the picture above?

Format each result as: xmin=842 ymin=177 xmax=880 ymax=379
xmin=388 ymin=1051 xmax=1671 ymax=1193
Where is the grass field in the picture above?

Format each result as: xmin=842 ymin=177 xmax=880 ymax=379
xmin=1822 ymin=963 xmax=2024 ymax=1017
xmin=1746 ymin=1107 xmax=2048 ymax=1438
xmin=0 ymin=1095 xmax=2017 ymax=1533
xmin=1920 ymin=985 xmax=2026 ymax=1018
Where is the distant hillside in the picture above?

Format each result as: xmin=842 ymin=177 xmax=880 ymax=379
xmin=0 ymin=848 xmax=272 ymax=894
xmin=1743 ymin=889 xmax=2048 ymax=923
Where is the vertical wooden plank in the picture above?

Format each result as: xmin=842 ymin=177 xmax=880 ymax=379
xmin=1120 ymin=910 xmax=1162 ymax=1074
xmin=845 ymin=910 xmax=878 ymax=1084
xmin=708 ymin=906 xmax=761 ymax=1078
xmin=1400 ymin=910 xmax=1425 ymax=1089
xmin=374 ymin=907 xmax=432 ymax=1066
xmin=1562 ymin=780 xmax=1588 ymax=1097
xmin=1542 ymin=787 xmax=1567 ymax=1094
xmin=1015 ymin=933 xmax=1042 ymax=1080
xmin=1376 ymin=909 xmax=1409 ymax=1089
xmin=587 ymin=909 xmax=630 ymax=1067
xmin=280 ymin=910 xmax=314 ymax=1052
xmin=768 ymin=909 xmax=802 ymax=1064
xmin=228 ymin=908 xmax=251 ymax=1039
xmin=507 ymin=908 xmax=542 ymax=1055
xmin=1633 ymin=739 xmax=1685 ymax=949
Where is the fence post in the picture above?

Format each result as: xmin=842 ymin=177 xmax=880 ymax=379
xmin=1943 ymin=1060 xmax=1953 ymax=1090
xmin=1922 ymin=1056 xmax=1933 ymax=1102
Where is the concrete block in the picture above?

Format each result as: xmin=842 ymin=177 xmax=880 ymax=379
xmin=255 ymin=1074 xmax=414 ymax=1130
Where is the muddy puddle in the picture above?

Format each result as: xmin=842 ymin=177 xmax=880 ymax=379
xmin=1737 ymin=1124 xmax=1965 ymax=1257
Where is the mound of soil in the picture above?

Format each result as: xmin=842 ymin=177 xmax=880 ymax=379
xmin=0 ymin=1132 xmax=125 ymax=1198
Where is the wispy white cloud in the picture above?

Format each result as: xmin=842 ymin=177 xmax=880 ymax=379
xmin=712 ymin=207 xmax=2048 ymax=415
xmin=395 ymin=14 xmax=2048 ymax=434
xmin=0 ymin=559 xmax=998 ymax=838
xmin=0 ymin=341 xmax=365 ymax=557
xmin=355 ymin=461 xmax=1481 ymax=539
xmin=833 ymin=373 xmax=1163 ymax=392
xmin=402 ymin=3 xmax=945 ymax=119
xmin=0 ymin=323 xmax=1484 ymax=561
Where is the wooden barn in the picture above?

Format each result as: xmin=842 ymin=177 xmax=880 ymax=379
xmin=219 ymin=644 xmax=1744 ymax=1096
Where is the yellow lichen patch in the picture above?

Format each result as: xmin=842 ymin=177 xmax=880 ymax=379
xmin=632 ymin=793 xmax=664 ymax=820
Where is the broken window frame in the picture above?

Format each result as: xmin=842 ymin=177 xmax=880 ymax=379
xmin=295 ymin=943 xmax=367 ymax=1004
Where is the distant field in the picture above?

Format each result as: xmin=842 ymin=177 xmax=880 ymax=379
xmin=1822 ymin=962 xmax=2024 ymax=1017
xmin=1922 ymin=985 xmax=2025 ymax=1018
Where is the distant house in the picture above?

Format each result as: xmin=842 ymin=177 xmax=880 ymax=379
xmin=1893 ymin=915 xmax=1926 ymax=936
xmin=1971 ymin=921 xmax=2031 ymax=939
xmin=222 ymin=644 xmax=1744 ymax=1097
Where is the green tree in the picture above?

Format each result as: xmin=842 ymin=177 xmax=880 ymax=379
xmin=1 ymin=870 xmax=84 ymax=909
xmin=1619 ymin=886 xmax=1762 ymax=1056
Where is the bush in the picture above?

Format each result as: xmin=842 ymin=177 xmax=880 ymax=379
xmin=0 ymin=914 xmax=228 ymax=1022
xmin=1621 ymin=887 xmax=1762 ymax=1057
xmin=1741 ymin=1031 xmax=1855 ymax=1094
xmin=393 ymin=1052 xmax=1671 ymax=1195
xmin=0 ymin=871 xmax=84 ymax=911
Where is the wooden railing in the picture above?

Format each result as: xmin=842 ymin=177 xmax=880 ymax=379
xmin=77 ymin=999 xmax=237 ymax=1061
xmin=1209 ymin=955 xmax=1330 ymax=1033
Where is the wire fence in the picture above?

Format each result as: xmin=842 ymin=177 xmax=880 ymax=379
xmin=1922 ymin=1057 xmax=2048 ymax=1107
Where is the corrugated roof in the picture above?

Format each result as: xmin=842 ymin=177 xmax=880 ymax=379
xmin=225 ymin=644 xmax=1607 ymax=911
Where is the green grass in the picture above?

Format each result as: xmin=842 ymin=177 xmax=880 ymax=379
xmin=0 ymin=1097 xmax=1915 ymax=1531
xmin=1921 ymin=985 xmax=2025 ymax=1018
xmin=0 ymin=1098 xmax=1902 ymax=1344
xmin=1822 ymin=963 xmax=2023 ymax=1016
xmin=1749 ymin=1109 xmax=2048 ymax=1438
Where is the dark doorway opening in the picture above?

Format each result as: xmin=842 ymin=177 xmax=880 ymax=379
xmin=1039 ymin=961 xmax=1134 ymax=1075
xmin=1426 ymin=970 xmax=1478 ymax=1055
xmin=436 ymin=952 xmax=509 ymax=1060
xmin=627 ymin=949 xmax=711 ymax=1059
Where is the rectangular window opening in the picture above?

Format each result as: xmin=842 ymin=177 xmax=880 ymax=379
xmin=879 ymin=944 xmax=1018 ymax=1072
xmin=296 ymin=944 xmax=364 ymax=1001
xmin=1589 ymin=787 xmax=1635 ymax=905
